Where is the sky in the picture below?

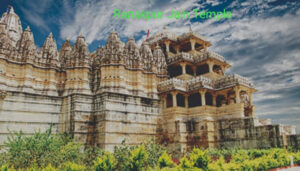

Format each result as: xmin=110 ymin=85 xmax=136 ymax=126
xmin=1 ymin=0 xmax=300 ymax=132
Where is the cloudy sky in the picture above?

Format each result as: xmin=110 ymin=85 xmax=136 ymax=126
xmin=1 ymin=0 xmax=300 ymax=132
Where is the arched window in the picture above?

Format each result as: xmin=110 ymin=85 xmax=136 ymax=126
xmin=196 ymin=64 xmax=209 ymax=75
xmin=166 ymin=94 xmax=173 ymax=108
xmin=168 ymin=65 xmax=182 ymax=78
xmin=186 ymin=65 xmax=194 ymax=75
xmin=205 ymin=92 xmax=213 ymax=106
xmin=188 ymin=93 xmax=201 ymax=107
xmin=176 ymin=94 xmax=185 ymax=107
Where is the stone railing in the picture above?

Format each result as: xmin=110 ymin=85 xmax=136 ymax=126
xmin=157 ymin=78 xmax=186 ymax=92
xmin=167 ymin=52 xmax=194 ymax=64
xmin=187 ymin=76 xmax=213 ymax=90
xmin=147 ymin=32 xmax=177 ymax=45
xmin=214 ymin=74 xmax=254 ymax=89
xmin=207 ymin=51 xmax=225 ymax=62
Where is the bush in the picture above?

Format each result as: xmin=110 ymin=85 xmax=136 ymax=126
xmin=178 ymin=157 xmax=193 ymax=170
xmin=190 ymin=148 xmax=210 ymax=169
xmin=4 ymin=127 xmax=74 ymax=169
xmin=128 ymin=145 xmax=148 ymax=171
xmin=60 ymin=162 xmax=85 ymax=171
xmin=158 ymin=151 xmax=174 ymax=168
xmin=94 ymin=152 xmax=117 ymax=171
xmin=41 ymin=164 xmax=57 ymax=171
xmin=143 ymin=139 xmax=166 ymax=168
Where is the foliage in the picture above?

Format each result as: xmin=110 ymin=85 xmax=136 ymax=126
xmin=94 ymin=152 xmax=117 ymax=171
xmin=1 ymin=129 xmax=300 ymax=170
xmin=178 ymin=156 xmax=193 ymax=169
xmin=4 ymin=127 xmax=75 ymax=169
xmin=0 ymin=164 xmax=16 ymax=171
xmin=41 ymin=164 xmax=57 ymax=171
xmin=82 ymin=146 xmax=105 ymax=167
xmin=128 ymin=145 xmax=149 ymax=171
xmin=190 ymin=148 xmax=210 ymax=169
xmin=143 ymin=139 xmax=166 ymax=168
xmin=158 ymin=151 xmax=174 ymax=168
xmin=59 ymin=162 xmax=85 ymax=171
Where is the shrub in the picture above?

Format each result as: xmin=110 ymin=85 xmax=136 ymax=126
xmin=128 ymin=145 xmax=148 ymax=171
xmin=143 ymin=139 xmax=166 ymax=168
xmin=94 ymin=152 xmax=117 ymax=171
xmin=82 ymin=147 xmax=104 ymax=167
xmin=178 ymin=157 xmax=193 ymax=169
xmin=4 ymin=127 xmax=73 ymax=169
xmin=41 ymin=164 xmax=57 ymax=171
xmin=0 ymin=164 xmax=16 ymax=171
xmin=190 ymin=148 xmax=210 ymax=169
xmin=113 ymin=140 xmax=135 ymax=170
xmin=60 ymin=162 xmax=85 ymax=171
xmin=158 ymin=151 xmax=174 ymax=168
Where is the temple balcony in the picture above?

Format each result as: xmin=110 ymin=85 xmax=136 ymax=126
xmin=157 ymin=78 xmax=186 ymax=92
xmin=167 ymin=52 xmax=194 ymax=65
xmin=214 ymin=74 xmax=255 ymax=90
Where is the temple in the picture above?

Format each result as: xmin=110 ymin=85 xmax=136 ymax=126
xmin=0 ymin=7 xmax=299 ymax=152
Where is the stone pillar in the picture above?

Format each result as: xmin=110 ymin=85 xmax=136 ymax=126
xmin=175 ymin=45 xmax=179 ymax=54
xmin=199 ymin=90 xmax=206 ymax=106
xmin=208 ymin=62 xmax=214 ymax=73
xmin=203 ymin=44 xmax=207 ymax=52
xmin=192 ymin=66 xmax=197 ymax=76
xmin=184 ymin=94 xmax=188 ymax=108
xmin=212 ymin=94 xmax=217 ymax=106
xmin=235 ymin=88 xmax=240 ymax=103
xmin=190 ymin=39 xmax=196 ymax=51
xmin=248 ymin=92 xmax=252 ymax=106
xmin=165 ymin=41 xmax=170 ymax=53
xmin=171 ymin=92 xmax=177 ymax=107
xmin=180 ymin=63 xmax=186 ymax=75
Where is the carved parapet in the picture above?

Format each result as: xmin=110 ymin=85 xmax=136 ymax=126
xmin=187 ymin=76 xmax=213 ymax=91
xmin=158 ymin=78 xmax=186 ymax=92
xmin=214 ymin=74 xmax=255 ymax=89
xmin=167 ymin=52 xmax=194 ymax=64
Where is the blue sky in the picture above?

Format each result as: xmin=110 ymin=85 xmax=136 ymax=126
xmin=1 ymin=0 xmax=300 ymax=132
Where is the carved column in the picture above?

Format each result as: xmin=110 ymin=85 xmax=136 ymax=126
xmin=192 ymin=66 xmax=197 ymax=76
xmin=171 ymin=92 xmax=177 ymax=107
xmin=184 ymin=94 xmax=189 ymax=108
xmin=175 ymin=45 xmax=180 ymax=54
xmin=248 ymin=92 xmax=252 ymax=106
xmin=164 ymin=41 xmax=170 ymax=53
xmin=208 ymin=62 xmax=214 ymax=73
xmin=199 ymin=89 xmax=206 ymax=106
xmin=180 ymin=63 xmax=186 ymax=75
xmin=190 ymin=39 xmax=196 ymax=51
xmin=235 ymin=87 xmax=240 ymax=103
xmin=212 ymin=94 xmax=217 ymax=106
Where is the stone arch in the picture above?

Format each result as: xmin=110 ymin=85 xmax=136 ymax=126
xmin=196 ymin=64 xmax=209 ymax=75
xmin=166 ymin=94 xmax=173 ymax=108
xmin=205 ymin=92 xmax=213 ymax=106
xmin=188 ymin=93 xmax=201 ymax=107
xmin=168 ymin=65 xmax=182 ymax=78
xmin=176 ymin=93 xmax=185 ymax=107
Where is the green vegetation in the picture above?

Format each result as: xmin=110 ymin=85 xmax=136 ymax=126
xmin=0 ymin=128 xmax=299 ymax=170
